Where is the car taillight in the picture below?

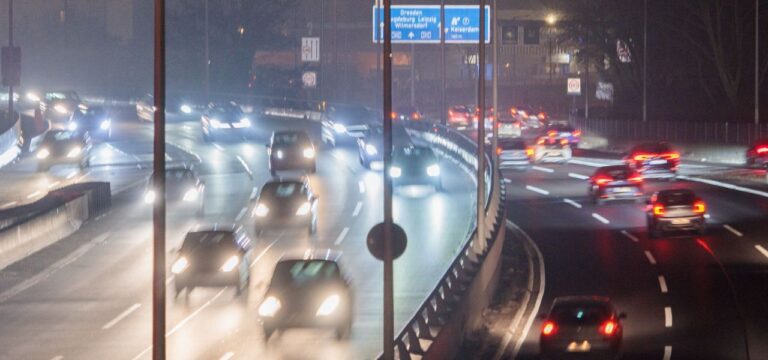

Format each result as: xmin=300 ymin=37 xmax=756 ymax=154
xmin=526 ymin=148 xmax=534 ymax=157
xmin=547 ymin=130 xmax=557 ymax=137
xmin=412 ymin=112 xmax=421 ymax=120
xmin=594 ymin=176 xmax=613 ymax=185
xmin=629 ymin=174 xmax=644 ymax=183
xmin=538 ymin=112 xmax=546 ymax=119
xmin=510 ymin=108 xmax=518 ymax=115
xmin=391 ymin=112 xmax=397 ymax=119
xmin=662 ymin=152 xmax=680 ymax=160
xmin=634 ymin=153 xmax=652 ymax=161
xmin=693 ymin=200 xmax=706 ymax=213
xmin=542 ymin=321 xmax=557 ymax=336
xmin=601 ymin=320 xmax=617 ymax=336
xmin=537 ymin=138 xmax=545 ymax=145
xmin=496 ymin=147 xmax=502 ymax=155
xmin=756 ymin=146 xmax=768 ymax=154
xmin=560 ymin=139 xmax=569 ymax=145
xmin=573 ymin=130 xmax=582 ymax=137
xmin=653 ymin=204 xmax=665 ymax=216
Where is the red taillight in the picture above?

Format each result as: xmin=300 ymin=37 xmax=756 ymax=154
xmin=634 ymin=153 xmax=652 ymax=161
xmin=412 ymin=112 xmax=421 ymax=120
xmin=629 ymin=174 xmax=644 ymax=183
xmin=560 ymin=139 xmax=569 ymax=145
xmin=693 ymin=200 xmax=706 ymax=213
xmin=542 ymin=321 xmax=557 ymax=336
xmin=538 ymin=112 xmax=546 ymax=119
xmin=594 ymin=175 xmax=613 ymax=185
xmin=756 ymin=146 xmax=768 ymax=154
xmin=662 ymin=152 xmax=680 ymax=160
xmin=526 ymin=148 xmax=534 ymax=157
xmin=391 ymin=112 xmax=397 ymax=119
xmin=653 ymin=204 xmax=665 ymax=216
xmin=496 ymin=147 xmax=502 ymax=155
xmin=573 ymin=130 xmax=582 ymax=137
xmin=601 ymin=321 xmax=617 ymax=336
xmin=547 ymin=130 xmax=557 ymax=137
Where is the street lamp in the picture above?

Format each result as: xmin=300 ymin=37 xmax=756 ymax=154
xmin=546 ymin=14 xmax=557 ymax=81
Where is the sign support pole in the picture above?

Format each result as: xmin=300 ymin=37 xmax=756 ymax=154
xmin=477 ymin=0 xmax=487 ymax=250
xmin=7 ymin=0 xmax=14 ymax=127
xmin=382 ymin=0 xmax=394 ymax=357
xmin=440 ymin=0 xmax=446 ymax=126
xmin=152 ymin=0 xmax=167 ymax=358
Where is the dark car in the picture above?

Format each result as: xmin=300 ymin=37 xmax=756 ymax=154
xmin=392 ymin=106 xmax=424 ymax=121
xmin=201 ymin=102 xmax=253 ymax=142
xmin=646 ymin=189 xmax=707 ymax=238
xmin=171 ymin=225 xmax=253 ymax=297
xmin=589 ymin=165 xmax=644 ymax=205
xmin=67 ymin=106 xmax=112 ymax=139
xmin=357 ymin=123 xmax=412 ymax=170
xmin=40 ymin=91 xmax=88 ymax=129
xmin=321 ymin=104 xmax=375 ymax=147
xmin=539 ymin=296 xmax=626 ymax=359
xmin=545 ymin=123 xmax=582 ymax=147
xmin=258 ymin=250 xmax=353 ymax=340
xmin=624 ymin=142 xmax=680 ymax=180
xmin=35 ymin=130 xmax=92 ymax=172
xmin=268 ymin=130 xmax=316 ymax=175
xmin=143 ymin=166 xmax=206 ymax=217
xmin=497 ymin=138 xmax=532 ymax=170
xmin=745 ymin=139 xmax=768 ymax=168
xmin=251 ymin=178 xmax=318 ymax=236
xmin=448 ymin=105 xmax=473 ymax=128
xmin=389 ymin=145 xmax=442 ymax=190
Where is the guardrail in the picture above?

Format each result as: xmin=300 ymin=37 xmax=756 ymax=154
xmin=0 ymin=110 xmax=22 ymax=168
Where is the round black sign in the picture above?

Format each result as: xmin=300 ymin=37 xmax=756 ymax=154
xmin=366 ymin=222 xmax=407 ymax=261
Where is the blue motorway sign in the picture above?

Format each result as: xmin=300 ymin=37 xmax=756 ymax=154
xmin=444 ymin=5 xmax=491 ymax=44
xmin=372 ymin=6 xmax=441 ymax=43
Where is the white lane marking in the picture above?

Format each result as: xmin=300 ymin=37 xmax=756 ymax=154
xmin=102 ymin=303 xmax=142 ymax=330
xmin=334 ymin=227 xmax=350 ymax=245
xmin=0 ymin=232 xmax=110 ymax=303
xmin=507 ymin=221 xmax=546 ymax=359
xmin=0 ymin=201 xmax=18 ymax=209
xmin=50 ymin=356 xmax=63 ymax=360
xmin=219 ymin=352 xmax=235 ymax=360
xmin=48 ymin=181 xmax=60 ymax=189
xmin=563 ymin=198 xmax=582 ymax=209
xmin=250 ymin=236 xmax=281 ymax=268
xmin=658 ymin=276 xmax=669 ymax=294
xmin=663 ymin=346 xmax=672 ymax=360
xmin=503 ymin=178 xmax=512 ymax=184
xmin=165 ymin=275 xmax=174 ymax=286
xmin=235 ymin=207 xmax=248 ymax=222
xmin=213 ymin=143 xmax=225 ymax=151
xmin=621 ymin=230 xmax=639 ymax=242
xmin=723 ymin=224 xmax=743 ymax=237
xmin=645 ymin=251 xmax=657 ymax=265
xmin=755 ymin=245 xmax=768 ymax=259
xmin=532 ymin=166 xmax=554 ymax=173
xmin=525 ymin=185 xmax=549 ymax=195
xmin=591 ymin=213 xmax=610 ymax=224
xmin=26 ymin=191 xmax=42 ymax=199
xmin=568 ymin=172 xmax=590 ymax=180
xmin=235 ymin=156 xmax=253 ymax=178
xmin=66 ymin=171 xmax=78 ymax=179
xmin=678 ymin=175 xmax=768 ymax=199
xmin=358 ymin=181 xmax=366 ymax=193
xmin=165 ymin=153 xmax=173 ymax=162
xmin=664 ymin=307 xmax=673 ymax=327
xmin=352 ymin=201 xmax=363 ymax=217
xmin=249 ymin=187 xmax=258 ymax=200
xmin=569 ymin=159 xmax=613 ymax=167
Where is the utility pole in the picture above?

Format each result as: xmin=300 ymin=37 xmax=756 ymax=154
xmin=584 ymin=30 xmax=589 ymax=121
xmin=491 ymin=0 xmax=499 ymax=167
xmin=152 ymin=0 xmax=167 ymax=358
xmin=756 ymin=0 xmax=760 ymax=125
xmin=440 ymin=0 xmax=446 ymax=126
xmin=477 ymin=0 xmax=487 ymax=248
xmin=382 ymin=0 xmax=394 ymax=357
xmin=7 ymin=0 xmax=13 ymax=128
xmin=204 ymin=0 xmax=210 ymax=103
xmin=643 ymin=0 xmax=648 ymax=122
xmin=410 ymin=44 xmax=416 ymax=107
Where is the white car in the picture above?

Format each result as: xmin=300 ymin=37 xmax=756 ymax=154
xmin=533 ymin=137 xmax=572 ymax=164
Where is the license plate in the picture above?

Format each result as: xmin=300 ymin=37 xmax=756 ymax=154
xmin=671 ymin=219 xmax=690 ymax=225
xmin=567 ymin=341 xmax=592 ymax=352
xmin=650 ymin=159 xmax=667 ymax=165
xmin=612 ymin=187 xmax=632 ymax=193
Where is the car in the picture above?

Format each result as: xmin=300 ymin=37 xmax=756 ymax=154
xmin=392 ymin=106 xmax=424 ymax=121
xmin=588 ymin=165 xmax=644 ymax=205
xmin=268 ymin=130 xmax=316 ymax=176
xmin=67 ymin=106 xmax=112 ymax=140
xmin=40 ymin=91 xmax=88 ymax=130
xmin=35 ymin=130 xmax=92 ymax=172
xmin=496 ymin=115 xmax=523 ymax=139
xmin=201 ymin=102 xmax=253 ymax=142
xmin=497 ymin=138 xmax=532 ymax=170
xmin=170 ymin=225 xmax=253 ymax=297
xmin=357 ymin=122 xmax=412 ymax=170
xmin=544 ymin=122 xmax=581 ymax=147
xmin=250 ymin=177 xmax=319 ymax=236
xmin=646 ymin=189 xmax=707 ymax=238
xmin=143 ymin=166 xmax=206 ymax=217
xmin=447 ymin=105 xmax=473 ymax=128
xmin=389 ymin=145 xmax=443 ymax=190
xmin=511 ymin=105 xmax=544 ymax=129
xmin=258 ymin=250 xmax=353 ymax=340
xmin=321 ymin=104 xmax=375 ymax=147
xmin=532 ymin=136 xmax=572 ymax=164
xmin=539 ymin=296 xmax=626 ymax=360
xmin=472 ymin=106 xmax=495 ymax=130
xmin=745 ymin=138 xmax=768 ymax=168
xmin=624 ymin=142 xmax=680 ymax=180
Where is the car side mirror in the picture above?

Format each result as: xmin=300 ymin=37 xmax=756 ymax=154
xmin=618 ymin=312 xmax=627 ymax=319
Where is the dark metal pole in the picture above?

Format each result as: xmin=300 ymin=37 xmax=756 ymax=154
xmin=584 ymin=30 xmax=589 ymax=121
xmin=440 ymin=0 xmax=446 ymax=126
xmin=410 ymin=44 xmax=416 ymax=107
xmin=756 ymin=0 xmax=760 ymax=125
xmin=478 ymin=0 xmax=486 ymax=242
xmin=491 ymin=0 xmax=498 ymax=167
xmin=382 ymin=0 xmax=394 ymax=357
xmin=152 ymin=0 xmax=167 ymax=358
xmin=7 ymin=0 xmax=13 ymax=128
xmin=643 ymin=0 xmax=647 ymax=122
xmin=204 ymin=0 xmax=210 ymax=103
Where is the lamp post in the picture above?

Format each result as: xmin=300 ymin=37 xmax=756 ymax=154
xmin=546 ymin=14 xmax=557 ymax=82
xmin=755 ymin=0 xmax=759 ymax=126
xmin=643 ymin=0 xmax=648 ymax=123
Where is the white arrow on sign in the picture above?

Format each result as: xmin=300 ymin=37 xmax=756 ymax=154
xmin=408 ymin=32 xmax=415 ymax=39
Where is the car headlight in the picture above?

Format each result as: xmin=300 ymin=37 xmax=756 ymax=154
xmin=67 ymin=122 xmax=79 ymax=131
xmin=316 ymin=294 xmax=340 ymax=316
xmin=259 ymin=296 xmax=282 ymax=317
xmin=427 ymin=164 xmax=440 ymax=177
xmin=333 ymin=124 xmax=346 ymax=134
xmin=303 ymin=148 xmax=315 ymax=159
xmin=390 ymin=166 xmax=402 ymax=178
xmin=275 ymin=150 xmax=284 ymax=159
xmin=36 ymin=148 xmax=50 ymax=159
xmin=100 ymin=119 xmax=111 ymax=130
xmin=78 ymin=104 xmax=89 ymax=111
xmin=365 ymin=144 xmax=377 ymax=155
xmin=66 ymin=146 xmax=82 ymax=158
xmin=210 ymin=118 xmax=227 ymax=128
xmin=253 ymin=203 xmax=269 ymax=217
xmin=233 ymin=117 xmax=251 ymax=128
xmin=296 ymin=202 xmax=311 ymax=216
xmin=183 ymin=188 xmax=199 ymax=202
xmin=220 ymin=255 xmax=240 ymax=272
xmin=180 ymin=104 xmax=192 ymax=114
xmin=26 ymin=92 xmax=41 ymax=102
xmin=144 ymin=190 xmax=157 ymax=204
xmin=54 ymin=104 xmax=69 ymax=114
xmin=171 ymin=257 xmax=189 ymax=274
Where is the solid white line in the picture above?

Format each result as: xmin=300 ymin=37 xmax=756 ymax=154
xmin=658 ymin=276 xmax=669 ymax=294
xmin=0 ymin=201 xmax=17 ymax=209
xmin=358 ymin=181 xmax=366 ymax=193
xmin=503 ymin=178 xmax=512 ymax=184
xmin=678 ymin=175 xmax=768 ymax=199
xmin=250 ymin=237 xmax=280 ymax=268
xmin=213 ymin=143 xmax=225 ymax=151
xmin=563 ymin=198 xmax=582 ymax=208
xmin=219 ymin=352 xmax=235 ymax=360
xmin=66 ymin=171 xmax=78 ymax=179
xmin=568 ymin=172 xmax=590 ymax=180
xmin=569 ymin=159 xmax=613 ymax=167
xmin=102 ymin=303 xmax=141 ymax=330
xmin=755 ymin=245 xmax=768 ymax=259
xmin=621 ymin=230 xmax=639 ymax=243
xmin=352 ymin=201 xmax=363 ymax=217
xmin=235 ymin=207 xmax=248 ymax=222
xmin=723 ymin=224 xmax=743 ymax=237
xmin=236 ymin=156 xmax=253 ymax=178
xmin=50 ymin=356 xmax=63 ymax=360
xmin=591 ymin=213 xmax=610 ymax=224
xmin=525 ymin=185 xmax=549 ymax=195
xmin=532 ymin=166 xmax=554 ymax=173
xmin=645 ymin=250 xmax=657 ymax=265
xmin=48 ymin=181 xmax=60 ymax=189
xmin=335 ymin=227 xmax=350 ymax=245
xmin=664 ymin=307 xmax=673 ymax=327
xmin=663 ymin=346 xmax=673 ymax=360
xmin=26 ymin=191 xmax=41 ymax=199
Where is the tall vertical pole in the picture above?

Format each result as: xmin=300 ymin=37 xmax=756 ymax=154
xmin=440 ymin=0 xmax=446 ymax=126
xmin=204 ymin=0 xmax=210 ymax=103
xmin=492 ymin=0 xmax=499 ymax=167
xmin=152 ymin=0 xmax=167 ymax=358
xmin=756 ymin=0 xmax=760 ymax=125
xmin=333 ymin=0 xmax=338 ymax=101
xmin=477 ymin=0 xmax=487 ymax=245
xmin=382 ymin=0 xmax=394 ymax=357
xmin=548 ymin=28 xmax=553 ymax=81
xmin=7 ymin=0 xmax=14 ymax=128
xmin=410 ymin=44 xmax=416 ymax=107
xmin=643 ymin=0 xmax=648 ymax=122
xmin=584 ymin=30 xmax=589 ymax=121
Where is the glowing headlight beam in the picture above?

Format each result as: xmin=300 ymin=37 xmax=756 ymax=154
xmin=295 ymin=202 xmax=311 ymax=216
xmin=316 ymin=294 xmax=340 ymax=316
xmin=171 ymin=257 xmax=189 ymax=274
xmin=220 ymin=255 xmax=239 ymax=272
xmin=258 ymin=296 xmax=282 ymax=317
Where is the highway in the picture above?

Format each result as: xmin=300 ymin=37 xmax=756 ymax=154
xmin=0 ymin=111 xmax=478 ymax=359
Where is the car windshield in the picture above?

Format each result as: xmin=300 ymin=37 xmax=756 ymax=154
xmin=181 ymin=231 xmax=236 ymax=254
xmin=551 ymin=304 xmax=610 ymax=325
xmin=273 ymin=132 xmax=309 ymax=146
xmin=634 ymin=143 xmax=672 ymax=154
xmin=598 ymin=167 xmax=631 ymax=178
xmin=211 ymin=106 xmax=243 ymax=117
xmin=261 ymin=182 xmax=304 ymax=200
xmin=45 ymin=92 xmax=79 ymax=101
xmin=500 ymin=140 xmax=527 ymax=150
xmin=659 ymin=191 xmax=696 ymax=205
xmin=271 ymin=260 xmax=342 ymax=287
xmin=45 ymin=131 xmax=78 ymax=142
xmin=395 ymin=146 xmax=433 ymax=159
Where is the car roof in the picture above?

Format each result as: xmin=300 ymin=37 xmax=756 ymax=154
xmin=596 ymin=165 xmax=630 ymax=172
xmin=279 ymin=248 xmax=343 ymax=263
xmin=631 ymin=142 xmax=673 ymax=152
xmin=656 ymin=188 xmax=695 ymax=197
xmin=189 ymin=223 xmax=240 ymax=233
xmin=273 ymin=129 xmax=309 ymax=136
xmin=552 ymin=296 xmax=612 ymax=307
xmin=263 ymin=176 xmax=308 ymax=186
